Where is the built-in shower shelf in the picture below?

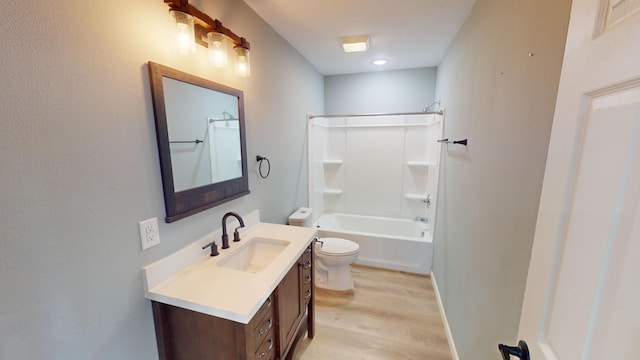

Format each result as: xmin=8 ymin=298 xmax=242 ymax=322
xmin=323 ymin=160 xmax=343 ymax=166
xmin=323 ymin=189 xmax=343 ymax=195
xmin=405 ymin=194 xmax=428 ymax=201
xmin=406 ymin=161 xmax=434 ymax=168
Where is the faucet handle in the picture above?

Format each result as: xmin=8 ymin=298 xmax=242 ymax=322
xmin=233 ymin=226 xmax=242 ymax=242
xmin=202 ymin=241 xmax=219 ymax=256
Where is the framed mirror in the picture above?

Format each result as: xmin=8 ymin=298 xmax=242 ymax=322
xmin=148 ymin=62 xmax=249 ymax=223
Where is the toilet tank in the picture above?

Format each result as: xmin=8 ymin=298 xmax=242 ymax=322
xmin=288 ymin=207 xmax=313 ymax=227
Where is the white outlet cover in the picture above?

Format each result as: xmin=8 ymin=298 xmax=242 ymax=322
xmin=139 ymin=217 xmax=161 ymax=250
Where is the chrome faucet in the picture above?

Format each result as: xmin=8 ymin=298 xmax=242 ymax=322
xmin=221 ymin=212 xmax=245 ymax=249
xmin=415 ymin=217 xmax=428 ymax=223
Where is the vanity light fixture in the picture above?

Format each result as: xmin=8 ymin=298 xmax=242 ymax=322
xmin=164 ymin=0 xmax=251 ymax=76
xmin=340 ymin=35 xmax=370 ymax=53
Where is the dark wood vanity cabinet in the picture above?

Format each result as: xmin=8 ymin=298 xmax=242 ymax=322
xmin=151 ymin=243 xmax=314 ymax=360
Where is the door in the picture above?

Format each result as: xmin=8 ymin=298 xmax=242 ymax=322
xmin=517 ymin=1 xmax=640 ymax=359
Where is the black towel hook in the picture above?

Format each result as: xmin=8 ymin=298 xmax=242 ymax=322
xmin=437 ymin=138 xmax=468 ymax=146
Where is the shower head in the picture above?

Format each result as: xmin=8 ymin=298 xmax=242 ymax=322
xmin=423 ymin=100 xmax=441 ymax=112
xmin=222 ymin=111 xmax=237 ymax=120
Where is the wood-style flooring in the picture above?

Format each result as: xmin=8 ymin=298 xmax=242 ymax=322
xmin=292 ymin=265 xmax=452 ymax=360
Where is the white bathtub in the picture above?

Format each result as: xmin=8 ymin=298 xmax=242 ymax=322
xmin=313 ymin=213 xmax=432 ymax=274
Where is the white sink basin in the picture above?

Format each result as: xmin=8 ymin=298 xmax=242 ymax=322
xmin=217 ymin=237 xmax=290 ymax=273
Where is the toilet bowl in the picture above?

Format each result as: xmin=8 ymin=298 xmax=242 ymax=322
xmin=314 ymin=237 xmax=359 ymax=291
xmin=288 ymin=208 xmax=360 ymax=291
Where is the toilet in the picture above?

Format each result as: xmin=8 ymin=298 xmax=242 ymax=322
xmin=289 ymin=208 xmax=359 ymax=291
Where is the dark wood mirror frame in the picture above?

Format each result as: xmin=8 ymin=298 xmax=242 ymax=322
xmin=148 ymin=61 xmax=249 ymax=223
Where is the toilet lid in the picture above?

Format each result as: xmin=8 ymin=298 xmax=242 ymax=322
xmin=316 ymin=237 xmax=359 ymax=255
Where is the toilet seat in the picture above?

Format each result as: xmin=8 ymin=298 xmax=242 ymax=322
xmin=316 ymin=237 xmax=359 ymax=256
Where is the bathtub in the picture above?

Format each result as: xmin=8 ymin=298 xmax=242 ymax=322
xmin=313 ymin=213 xmax=432 ymax=274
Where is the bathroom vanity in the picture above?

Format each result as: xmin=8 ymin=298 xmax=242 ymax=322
xmin=143 ymin=221 xmax=316 ymax=360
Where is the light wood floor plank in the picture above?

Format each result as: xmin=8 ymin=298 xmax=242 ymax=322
xmin=292 ymin=265 xmax=452 ymax=359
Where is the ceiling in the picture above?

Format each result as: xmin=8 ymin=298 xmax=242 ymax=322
xmin=244 ymin=0 xmax=477 ymax=75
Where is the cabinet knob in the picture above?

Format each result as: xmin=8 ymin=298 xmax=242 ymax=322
xmin=258 ymin=339 xmax=274 ymax=360
xmin=257 ymin=318 xmax=273 ymax=338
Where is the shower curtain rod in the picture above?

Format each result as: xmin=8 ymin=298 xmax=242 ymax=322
xmin=308 ymin=110 xmax=443 ymax=119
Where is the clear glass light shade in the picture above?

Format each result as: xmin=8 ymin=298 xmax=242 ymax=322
xmin=234 ymin=46 xmax=251 ymax=77
xmin=207 ymin=32 xmax=228 ymax=67
xmin=170 ymin=10 xmax=196 ymax=55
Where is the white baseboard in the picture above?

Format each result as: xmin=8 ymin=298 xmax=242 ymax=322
xmin=431 ymin=270 xmax=460 ymax=360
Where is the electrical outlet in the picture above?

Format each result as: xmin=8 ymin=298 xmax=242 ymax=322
xmin=139 ymin=217 xmax=160 ymax=250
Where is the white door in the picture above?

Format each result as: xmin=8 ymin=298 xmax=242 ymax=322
xmin=517 ymin=1 xmax=640 ymax=359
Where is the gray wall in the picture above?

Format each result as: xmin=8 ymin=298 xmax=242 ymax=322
xmin=324 ymin=67 xmax=437 ymax=114
xmin=432 ymin=0 xmax=571 ymax=359
xmin=0 ymin=0 xmax=322 ymax=358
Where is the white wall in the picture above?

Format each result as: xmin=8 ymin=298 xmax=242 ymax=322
xmin=0 ymin=0 xmax=322 ymax=358
xmin=432 ymin=0 xmax=571 ymax=359
xmin=324 ymin=67 xmax=437 ymax=114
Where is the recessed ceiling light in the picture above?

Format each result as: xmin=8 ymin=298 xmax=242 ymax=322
xmin=340 ymin=35 xmax=370 ymax=53
xmin=372 ymin=59 xmax=387 ymax=65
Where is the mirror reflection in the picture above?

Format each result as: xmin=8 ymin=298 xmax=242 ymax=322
xmin=163 ymin=77 xmax=242 ymax=191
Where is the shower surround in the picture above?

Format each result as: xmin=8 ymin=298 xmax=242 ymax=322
xmin=308 ymin=113 xmax=443 ymax=274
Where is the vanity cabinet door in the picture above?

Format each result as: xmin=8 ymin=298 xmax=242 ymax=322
xmin=276 ymin=259 xmax=304 ymax=358
xmin=276 ymin=244 xmax=314 ymax=359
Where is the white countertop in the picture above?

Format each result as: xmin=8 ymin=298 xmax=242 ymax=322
xmin=143 ymin=221 xmax=317 ymax=324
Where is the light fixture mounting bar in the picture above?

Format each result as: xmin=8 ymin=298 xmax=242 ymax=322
xmin=164 ymin=0 xmax=250 ymax=50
